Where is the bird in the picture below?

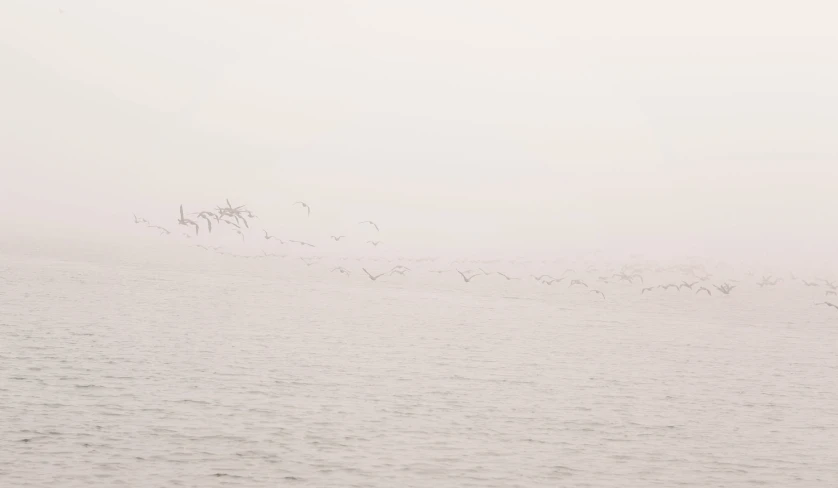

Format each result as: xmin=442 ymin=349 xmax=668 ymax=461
xmin=367 ymin=240 xmax=382 ymax=247
xmin=641 ymin=287 xmax=655 ymax=294
xmin=391 ymin=265 xmax=411 ymax=272
xmin=289 ymin=240 xmax=315 ymax=247
xmin=390 ymin=269 xmax=408 ymax=276
xmin=496 ymin=272 xmax=518 ymax=280
xmin=293 ymin=201 xmax=311 ymax=216
xmin=263 ymin=230 xmax=277 ymax=240
xmin=456 ymin=270 xmax=481 ymax=283
xmin=823 ymin=280 xmax=838 ymax=290
xmin=542 ymin=278 xmax=563 ymax=285
xmin=569 ymin=279 xmax=588 ymax=288
xmin=196 ymin=214 xmax=213 ymax=233
xmin=234 ymin=229 xmax=245 ymax=242
xmin=359 ymin=221 xmax=379 ymax=231
xmin=177 ymin=205 xmax=200 ymax=235
xmin=132 ymin=213 xmax=148 ymax=224
xmin=826 ymin=290 xmax=837 ymax=297
xmin=331 ymin=267 xmax=351 ymax=276
xmin=680 ymin=281 xmax=699 ymax=290
xmin=362 ymin=268 xmax=387 ymax=281
xmin=815 ymin=301 xmax=838 ymax=310
xmin=330 ymin=235 xmax=346 ymax=241
xmin=531 ymin=274 xmax=555 ymax=281
xmin=590 ymin=289 xmax=606 ymax=300
xmin=300 ymin=257 xmax=316 ymax=267
xmin=803 ymin=280 xmax=820 ymax=287
xmin=696 ymin=287 xmax=712 ymax=296
xmin=148 ymin=224 xmax=170 ymax=235
xmin=714 ymin=283 xmax=736 ymax=295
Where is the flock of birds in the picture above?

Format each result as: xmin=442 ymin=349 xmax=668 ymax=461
xmin=131 ymin=199 xmax=838 ymax=313
xmin=133 ymin=199 xmax=383 ymax=248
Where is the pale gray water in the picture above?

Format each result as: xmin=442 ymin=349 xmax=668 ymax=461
xmin=1 ymin=246 xmax=837 ymax=487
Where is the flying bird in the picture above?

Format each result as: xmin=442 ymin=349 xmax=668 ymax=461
xmin=456 ymin=270 xmax=481 ymax=283
xmin=696 ymin=287 xmax=712 ymax=296
xmin=569 ymin=279 xmax=588 ymax=288
xmin=177 ymin=205 xmax=200 ymax=235
xmin=714 ymin=283 xmax=736 ymax=295
xmin=331 ymin=267 xmax=351 ymax=276
xmin=641 ymin=287 xmax=655 ymax=294
xmin=359 ymin=221 xmax=379 ymax=231
xmin=362 ymin=268 xmax=387 ymax=281
xmin=815 ymin=301 xmax=838 ymax=310
xmin=496 ymin=272 xmax=518 ymax=280
xmin=289 ymin=240 xmax=316 ymax=247
xmin=367 ymin=240 xmax=382 ymax=247
xmin=590 ymin=289 xmax=606 ymax=300
xmin=263 ymin=230 xmax=277 ymax=240
xmin=330 ymin=235 xmax=346 ymax=241
xmin=293 ymin=201 xmax=311 ymax=216
xmin=148 ymin=224 xmax=170 ymax=235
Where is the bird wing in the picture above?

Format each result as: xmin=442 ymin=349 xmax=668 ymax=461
xmin=240 ymin=217 xmax=249 ymax=228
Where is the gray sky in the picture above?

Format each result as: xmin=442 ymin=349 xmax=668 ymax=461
xmin=1 ymin=1 xmax=837 ymax=259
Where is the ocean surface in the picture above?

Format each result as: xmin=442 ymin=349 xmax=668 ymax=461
xmin=1 ymin=241 xmax=837 ymax=487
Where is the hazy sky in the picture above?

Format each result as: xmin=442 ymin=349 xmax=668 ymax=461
xmin=1 ymin=1 xmax=836 ymax=258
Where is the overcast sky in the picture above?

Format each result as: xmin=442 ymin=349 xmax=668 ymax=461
xmin=1 ymin=1 xmax=836 ymax=259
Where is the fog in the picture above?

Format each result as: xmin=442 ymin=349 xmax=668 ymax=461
xmin=1 ymin=0 xmax=837 ymax=261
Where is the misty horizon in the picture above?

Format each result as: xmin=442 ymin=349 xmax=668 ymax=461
xmin=2 ymin=1 xmax=837 ymax=262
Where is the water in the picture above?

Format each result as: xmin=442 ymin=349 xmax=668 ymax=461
xmin=1 ymin=244 xmax=837 ymax=487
